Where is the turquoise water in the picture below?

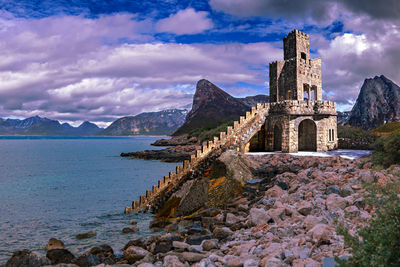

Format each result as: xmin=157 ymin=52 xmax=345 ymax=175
xmin=0 ymin=136 xmax=178 ymax=262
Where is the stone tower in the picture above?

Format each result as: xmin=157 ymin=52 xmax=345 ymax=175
xmin=249 ymin=29 xmax=338 ymax=153
xmin=269 ymin=29 xmax=322 ymax=102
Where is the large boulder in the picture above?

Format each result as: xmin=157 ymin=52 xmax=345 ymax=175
xmin=123 ymin=246 xmax=150 ymax=264
xmin=80 ymin=244 xmax=115 ymax=265
xmin=172 ymin=178 xmax=209 ymax=217
xmin=46 ymin=249 xmax=75 ymax=265
xmin=296 ymin=201 xmax=313 ymax=216
xmin=213 ymin=150 xmax=259 ymax=183
xmin=326 ymin=194 xmax=347 ymax=210
xmin=308 ymin=224 xmax=332 ymax=243
xmin=163 ymin=255 xmax=185 ymax=267
xmin=249 ymin=207 xmax=270 ymax=226
xmin=156 ymin=178 xmax=209 ymax=218
xmin=182 ymin=252 xmax=206 ymax=263
xmin=213 ymin=226 xmax=234 ymax=240
xmin=44 ymin=238 xmax=65 ymax=250
xmin=156 ymin=150 xmax=257 ymax=218
xmin=265 ymin=185 xmax=287 ymax=199
xmin=6 ymin=250 xmax=50 ymax=267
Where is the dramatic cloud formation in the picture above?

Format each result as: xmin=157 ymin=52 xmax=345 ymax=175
xmin=0 ymin=0 xmax=399 ymax=125
xmin=209 ymin=0 xmax=338 ymax=24
xmin=209 ymin=0 xmax=400 ymax=22
xmin=316 ymin=12 xmax=400 ymax=107
xmin=0 ymin=12 xmax=281 ymax=124
xmin=155 ymin=8 xmax=213 ymax=34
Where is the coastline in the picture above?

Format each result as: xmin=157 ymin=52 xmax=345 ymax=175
xmin=0 ymin=135 xmax=170 ymax=137
xmin=4 ymin=151 xmax=394 ymax=266
xmin=0 ymin=136 xmax=179 ymax=264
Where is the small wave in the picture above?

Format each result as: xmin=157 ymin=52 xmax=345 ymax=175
xmin=79 ymin=221 xmax=103 ymax=227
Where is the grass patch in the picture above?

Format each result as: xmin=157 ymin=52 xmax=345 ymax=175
xmin=337 ymin=125 xmax=378 ymax=149
xmin=336 ymin=181 xmax=400 ymax=266
xmin=373 ymin=121 xmax=400 ymax=135
xmin=338 ymin=125 xmax=377 ymax=141
xmin=372 ymin=130 xmax=400 ymax=168
xmin=189 ymin=120 xmax=234 ymax=142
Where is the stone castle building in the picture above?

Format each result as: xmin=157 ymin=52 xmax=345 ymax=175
xmin=128 ymin=30 xmax=339 ymax=212
xmin=251 ymin=29 xmax=338 ymax=152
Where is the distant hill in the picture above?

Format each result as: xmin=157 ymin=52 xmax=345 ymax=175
xmin=99 ymin=109 xmax=187 ymax=136
xmin=173 ymin=79 xmax=269 ymax=136
xmin=372 ymin=121 xmax=400 ymax=136
xmin=0 ymin=116 xmax=102 ymax=136
xmin=347 ymin=75 xmax=400 ymax=129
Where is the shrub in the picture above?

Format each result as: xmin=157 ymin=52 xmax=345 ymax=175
xmin=372 ymin=131 xmax=400 ymax=167
xmin=336 ymin=181 xmax=400 ymax=266
xmin=337 ymin=125 xmax=378 ymax=149
xmin=189 ymin=120 xmax=234 ymax=142
xmin=373 ymin=121 xmax=400 ymax=134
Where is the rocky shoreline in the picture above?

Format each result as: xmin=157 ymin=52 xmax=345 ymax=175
xmin=5 ymin=152 xmax=399 ymax=267
xmin=121 ymin=135 xmax=200 ymax=162
xmin=151 ymin=135 xmax=199 ymax=147
xmin=121 ymin=145 xmax=200 ymax=162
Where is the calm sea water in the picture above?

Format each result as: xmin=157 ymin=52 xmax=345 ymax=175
xmin=0 ymin=136 xmax=179 ymax=263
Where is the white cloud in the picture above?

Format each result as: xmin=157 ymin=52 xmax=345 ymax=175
xmin=155 ymin=8 xmax=213 ymax=34
xmin=0 ymin=13 xmax=281 ymax=125
xmin=318 ymin=24 xmax=400 ymax=108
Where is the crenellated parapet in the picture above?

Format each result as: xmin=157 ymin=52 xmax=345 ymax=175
xmin=126 ymin=102 xmax=270 ymax=213
xmin=122 ymin=29 xmax=339 ymax=215
xmin=269 ymin=100 xmax=336 ymax=115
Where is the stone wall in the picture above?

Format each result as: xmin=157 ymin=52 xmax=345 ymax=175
xmin=127 ymin=103 xmax=269 ymax=213
xmin=261 ymin=114 xmax=338 ymax=153
xmin=128 ymin=29 xmax=338 ymax=214
xmin=283 ymin=29 xmax=310 ymax=60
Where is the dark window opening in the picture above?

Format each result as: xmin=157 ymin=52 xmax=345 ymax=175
xmin=328 ymin=129 xmax=335 ymax=142
xmin=301 ymin=52 xmax=306 ymax=60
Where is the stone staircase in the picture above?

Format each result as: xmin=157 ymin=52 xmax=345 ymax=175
xmin=126 ymin=103 xmax=270 ymax=213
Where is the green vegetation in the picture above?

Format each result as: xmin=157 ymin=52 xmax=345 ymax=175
xmin=336 ymin=180 xmax=400 ymax=266
xmin=338 ymin=125 xmax=377 ymax=141
xmin=337 ymin=125 xmax=378 ymax=149
xmin=373 ymin=121 xmax=400 ymax=134
xmin=372 ymin=131 xmax=400 ymax=167
xmin=189 ymin=120 xmax=234 ymax=142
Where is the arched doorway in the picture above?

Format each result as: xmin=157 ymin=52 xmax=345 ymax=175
xmin=273 ymin=124 xmax=282 ymax=151
xmin=249 ymin=130 xmax=264 ymax=152
xmin=298 ymin=119 xmax=317 ymax=151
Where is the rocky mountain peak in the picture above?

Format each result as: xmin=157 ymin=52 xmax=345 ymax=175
xmin=347 ymin=75 xmax=400 ymax=129
xmin=173 ymin=79 xmax=268 ymax=136
xmin=191 ymin=79 xmax=235 ymax=114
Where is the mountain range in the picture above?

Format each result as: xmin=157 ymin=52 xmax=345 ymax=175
xmin=2 ymin=75 xmax=398 ymax=136
xmin=98 ymin=109 xmax=188 ymax=136
xmin=345 ymin=75 xmax=400 ymax=129
xmin=0 ymin=116 xmax=102 ymax=136
xmin=173 ymin=79 xmax=269 ymax=135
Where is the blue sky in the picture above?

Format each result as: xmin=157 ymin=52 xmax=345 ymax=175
xmin=0 ymin=0 xmax=399 ymax=126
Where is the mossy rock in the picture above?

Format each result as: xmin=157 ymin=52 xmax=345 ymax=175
xmin=206 ymin=176 xmax=243 ymax=208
